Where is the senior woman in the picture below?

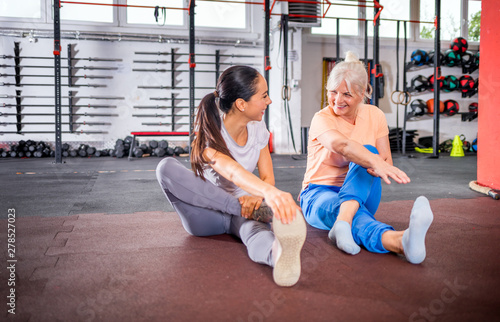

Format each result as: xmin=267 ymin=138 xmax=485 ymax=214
xmin=300 ymin=51 xmax=433 ymax=264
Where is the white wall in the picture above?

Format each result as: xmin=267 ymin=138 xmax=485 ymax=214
xmin=267 ymin=16 xmax=303 ymax=154
xmin=0 ymin=37 xmax=263 ymax=149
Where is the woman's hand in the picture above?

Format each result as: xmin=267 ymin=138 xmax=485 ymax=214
xmin=238 ymin=195 xmax=264 ymax=219
xmin=368 ymin=157 xmax=411 ymax=185
xmin=262 ymin=188 xmax=302 ymax=224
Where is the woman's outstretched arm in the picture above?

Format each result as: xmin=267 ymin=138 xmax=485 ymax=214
xmin=203 ymin=147 xmax=300 ymax=223
xmin=317 ymin=129 xmax=410 ymax=185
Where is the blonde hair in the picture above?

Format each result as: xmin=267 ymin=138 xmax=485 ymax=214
xmin=326 ymin=51 xmax=372 ymax=102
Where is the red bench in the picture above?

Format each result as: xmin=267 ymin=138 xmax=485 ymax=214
xmin=128 ymin=131 xmax=190 ymax=160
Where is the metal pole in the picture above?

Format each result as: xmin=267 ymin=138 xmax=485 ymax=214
xmin=373 ymin=1 xmax=380 ymax=107
xmin=171 ymin=48 xmax=175 ymax=89
xmin=54 ymin=0 xmax=62 ymax=163
xmin=171 ymin=93 xmax=175 ymax=132
xmin=402 ymin=21 xmax=408 ymax=155
xmin=264 ymin=0 xmax=270 ymax=128
xmin=396 ymin=20 xmax=400 ymax=154
xmin=15 ymin=90 xmax=21 ymax=133
xmin=432 ymin=0 xmax=441 ymax=158
xmin=215 ymin=49 xmax=220 ymax=84
xmin=67 ymin=44 xmax=73 ymax=87
xmin=336 ymin=18 xmax=340 ymax=62
xmin=189 ymin=0 xmax=195 ymax=152
xmin=364 ymin=20 xmax=368 ymax=68
xmin=68 ymin=91 xmax=74 ymax=133
xmin=14 ymin=43 xmax=21 ymax=87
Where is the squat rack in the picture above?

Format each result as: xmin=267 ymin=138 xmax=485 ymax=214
xmin=275 ymin=0 xmax=442 ymax=157
xmin=52 ymin=0 xmax=442 ymax=163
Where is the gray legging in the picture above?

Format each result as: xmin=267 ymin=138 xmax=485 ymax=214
xmin=156 ymin=157 xmax=275 ymax=266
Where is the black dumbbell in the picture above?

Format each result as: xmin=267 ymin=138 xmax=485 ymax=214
xmin=154 ymin=147 xmax=167 ymax=157
xmin=133 ymin=147 xmax=144 ymax=158
xmin=115 ymin=149 xmax=126 ymax=158
xmin=95 ymin=150 xmax=109 ymax=157
xmin=78 ymin=149 xmax=87 ymax=157
xmin=149 ymin=140 xmax=159 ymax=149
xmin=139 ymin=144 xmax=151 ymax=154
xmin=159 ymin=140 xmax=169 ymax=149
xmin=87 ymin=147 xmax=96 ymax=156
xmin=173 ymin=146 xmax=184 ymax=156
xmin=124 ymin=136 xmax=134 ymax=145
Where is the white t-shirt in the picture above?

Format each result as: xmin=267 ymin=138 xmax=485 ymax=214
xmin=203 ymin=118 xmax=270 ymax=198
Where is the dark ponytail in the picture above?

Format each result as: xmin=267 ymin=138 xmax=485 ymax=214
xmin=191 ymin=65 xmax=261 ymax=179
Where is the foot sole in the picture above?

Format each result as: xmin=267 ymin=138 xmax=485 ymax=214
xmin=272 ymin=209 xmax=307 ymax=287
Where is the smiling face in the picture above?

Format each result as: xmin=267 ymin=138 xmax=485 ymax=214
xmin=327 ymin=79 xmax=363 ymax=123
xmin=238 ymin=74 xmax=272 ymax=122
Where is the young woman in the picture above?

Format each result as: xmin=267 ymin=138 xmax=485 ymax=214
xmin=156 ymin=66 xmax=307 ymax=286
xmin=300 ymin=51 xmax=433 ymax=264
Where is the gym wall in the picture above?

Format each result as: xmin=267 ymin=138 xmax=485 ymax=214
xmin=0 ymin=37 xmax=262 ymax=149
xmin=0 ymin=3 xmax=305 ymax=154
xmin=301 ymin=31 xmax=480 ymax=146
xmin=477 ymin=0 xmax=500 ymax=190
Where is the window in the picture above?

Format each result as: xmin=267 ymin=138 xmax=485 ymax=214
xmin=60 ymin=0 xmax=114 ymax=23
xmin=126 ymin=0 xmax=184 ymax=26
xmin=468 ymin=0 xmax=481 ymax=41
xmin=0 ymin=0 xmax=42 ymax=19
xmin=311 ymin=2 xmax=359 ymax=36
xmin=195 ymin=0 xmax=246 ymax=29
xmin=367 ymin=0 xmax=410 ymax=38
xmin=420 ymin=0 xmax=462 ymax=41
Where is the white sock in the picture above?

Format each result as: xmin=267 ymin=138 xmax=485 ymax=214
xmin=328 ymin=220 xmax=361 ymax=255
xmin=402 ymin=196 xmax=434 ymax=264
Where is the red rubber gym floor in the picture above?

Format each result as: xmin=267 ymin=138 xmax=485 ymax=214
xmin=1 ymin=155 xmax=499 ymax=321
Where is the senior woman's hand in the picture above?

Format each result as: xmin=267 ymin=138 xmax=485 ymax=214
xmin=367 ymin=157 xmax=410 ymax=185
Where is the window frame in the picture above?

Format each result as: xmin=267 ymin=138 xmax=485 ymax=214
xmin=0 ymin=0 xmax=47 ymax=24
xmin=119 ymin=0 xmax=187 ymax=31
xmin=194 ymin=0 xmax=251 ymax=31
xmin=306 ymin=0 xmax=480 ymax=47
xmin=54 ymin=0 xmax=118 ymax=27
xmin=0 ymin=0 xmax=254 ymax=36
xmin=415 ymin=0 xmax=480 ymax=44
xmin=310 ymin=1 xmax=363 ymax=37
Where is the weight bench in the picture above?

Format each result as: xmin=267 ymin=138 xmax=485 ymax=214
xmin=128 ymin=131 xmax=189 ymax=160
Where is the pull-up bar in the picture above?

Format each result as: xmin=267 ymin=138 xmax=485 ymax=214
xmin=59 ymin=1 xmax=188 ymax=11
xmin=275 ymin=13 xmax=434 ymax=25
xmin=59 ymin=0 xmax=434 ymax=25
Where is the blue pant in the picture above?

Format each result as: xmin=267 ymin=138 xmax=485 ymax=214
xmin=156 ymin=157 xmax=275 ymax=266
xmin=300 ymin=145 xmax=394 ymax=253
